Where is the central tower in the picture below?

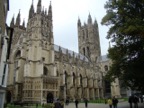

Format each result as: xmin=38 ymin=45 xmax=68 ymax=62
xmin=77 ymin=14 xmax=101 ymax=62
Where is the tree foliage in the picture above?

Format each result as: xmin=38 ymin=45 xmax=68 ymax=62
xmin=101 ymin=0 xmax=144 ymax=92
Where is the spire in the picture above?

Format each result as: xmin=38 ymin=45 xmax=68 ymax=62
xmin=37 ymin=0 xmax=41 ymax=14
xmin=29 ymin=0 xmax=34 ymax=19
xmin=48 ymin=1 xmax=52 ymax=20
xmin=94 ymin=18 xmax=98 ymax=27
xmin=45 ymin=8 xmax=47 ymax=15
xmin=10 ymin=15 xmax=15 ymax=27
xmin=77 ymin=17 xmax=81 ymax=27
xmin=88 ymin=13 xmax=92 ymax=24
xmin=16 ymin=9 xmax=21 ymax=26
xmin=22 ymin=18 xmax=25 ymax=27
xmin=42 ymin=6 xmax=45 ymax=14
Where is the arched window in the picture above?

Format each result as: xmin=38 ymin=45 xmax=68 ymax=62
xmin=82 ymin=30 xmax=85 ymax=39
xmin=80 ymin=74 xmax=82 ymax=86
xmin=56 ymin=71 xmax=59 ymax=76
xmin=73 ymin=72 xmax=75 ymax=86
xmin=87 ymin=46 xmax=90 ymax=57
xmin=104 ymin=65 xmax=108 ymax=71
xmin=83 ymin=48 xmax=85 ymax=56
xmin=64 ymin=71 xmax=67 ymax=85
xmin=44 ymin=66 xmax=48 ymax=76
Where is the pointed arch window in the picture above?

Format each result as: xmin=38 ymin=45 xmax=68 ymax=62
xmin=82 ymin=30 xmax=85 ymax=39
xmin=64 ymin=71 xmax=68 ymax=95
xmin=64 ymin=71 xmax=67 ymax=85
xmin=56 ymin=71 xmax=59 ymax=76
xmin=83 ymin=48 xmax=85 ymax=56
xmin=73 ymin=72 xmax=75 ymax=86
xmin=43 ymin=66 xmax=48 ymax=76
xmin=80 ymin=74 xmax=82 ymax=86
xmin=87 ymin=46 xmax=90 ymax=57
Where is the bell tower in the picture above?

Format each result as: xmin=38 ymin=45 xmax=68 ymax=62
xmin=77 ymin=14 xmax=101 ymax=62
xmin=24 ymin=0 xmax=54 ymax=77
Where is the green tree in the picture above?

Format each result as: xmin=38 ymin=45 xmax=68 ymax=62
xmin=101 ymin=0 xmax=144 ymax=92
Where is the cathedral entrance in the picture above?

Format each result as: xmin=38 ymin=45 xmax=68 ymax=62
xmin=47 ymin=92 xmax=54 ymax=103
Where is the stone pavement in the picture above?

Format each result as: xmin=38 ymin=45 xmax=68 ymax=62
xmin=65 ymin=102 xmax=144 ymax=108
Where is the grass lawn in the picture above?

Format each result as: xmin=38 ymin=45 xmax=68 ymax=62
xmin=6 ymin=104 xmax=43 ymax=108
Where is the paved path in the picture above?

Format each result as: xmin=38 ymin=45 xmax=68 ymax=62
xmin=65 ymin=102 xmax=144 ymax=108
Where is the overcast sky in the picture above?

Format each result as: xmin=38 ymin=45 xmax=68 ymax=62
xmin=6 ymin=0 xmax=109 ymax=55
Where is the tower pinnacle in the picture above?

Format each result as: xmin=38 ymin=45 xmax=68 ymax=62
xmin=10 ymin=15 xmax=15 ymax=27
xmin=48 ymin=1 xmax=52 ymax=20
xmin=29 ymin=0 xmax=35 ymax=19
xmin=77 ymin=17 xmax=81 ymax=27
xmin=94 ymin=19 xmax=98 ymax=27
xmin=88 ymin=13 xmax=92 ymax=24
xmin=16 ymin=9 xmax=21 ymax=26
xmin=22 ymin=18 xmax=25 ymax=27
xmin=37 ymin=0 xmax=41 ymax=14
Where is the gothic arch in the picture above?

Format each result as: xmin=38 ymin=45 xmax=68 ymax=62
xmin=87 ymin=46 xmax=90 ymax=57
xmin=64 ymin=71 xmax=67 ymax=85
xmin=82 ymin=30 xmax=85 ymax=39
xmin=80 ymin=74 xmax=83 ymax=86
xmin=83 ymin=48 xmax=85 ymax=56
xmin=43 ymin=66 xmax=48 ymax=76
xmin=73 ymin=72 xmax=75 ymax=86
xmin=56 ymin=70 xmax=59 ymax=76
xmin=47 ymin=92 xmax=54 ymax=103
xmin=64 ymin=71 xmax=68 ymax=96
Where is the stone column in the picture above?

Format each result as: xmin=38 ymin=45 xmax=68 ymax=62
xmin=97 ymin=88 xmax=100 ymax=98
xmin=86 ymin=88 xmax=89 ymax=99
xmin=40 ymin=78 xmax=43 ymax=104
xmin=99 ymin=88 xmax=104 ymax=98
xmin=78 ymin=88 xmax=82 ymax=99
xmin=90 ymin=88 xmax=95 ymax=99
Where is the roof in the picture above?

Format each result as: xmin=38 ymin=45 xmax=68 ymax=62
xmin=97 ymin=55 xmax=109 ymax=62
xmin=54 ymin=44 xmax=89 ymax=62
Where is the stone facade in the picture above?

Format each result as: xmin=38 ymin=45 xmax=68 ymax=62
xmin=7 ymin=0 xmax=122 ymax=103
xmin=0 ymin=0 xmax=9 ymax=61
xmin=0 ymin=0 xmax=10 ymax=107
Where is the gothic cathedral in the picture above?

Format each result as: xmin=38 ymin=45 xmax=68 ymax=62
xmin=7 ymin=0 xmax=122 ymax=103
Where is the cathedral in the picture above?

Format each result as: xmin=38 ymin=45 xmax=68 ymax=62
xmin=6 ymin=0 xmax=122 ymax=103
